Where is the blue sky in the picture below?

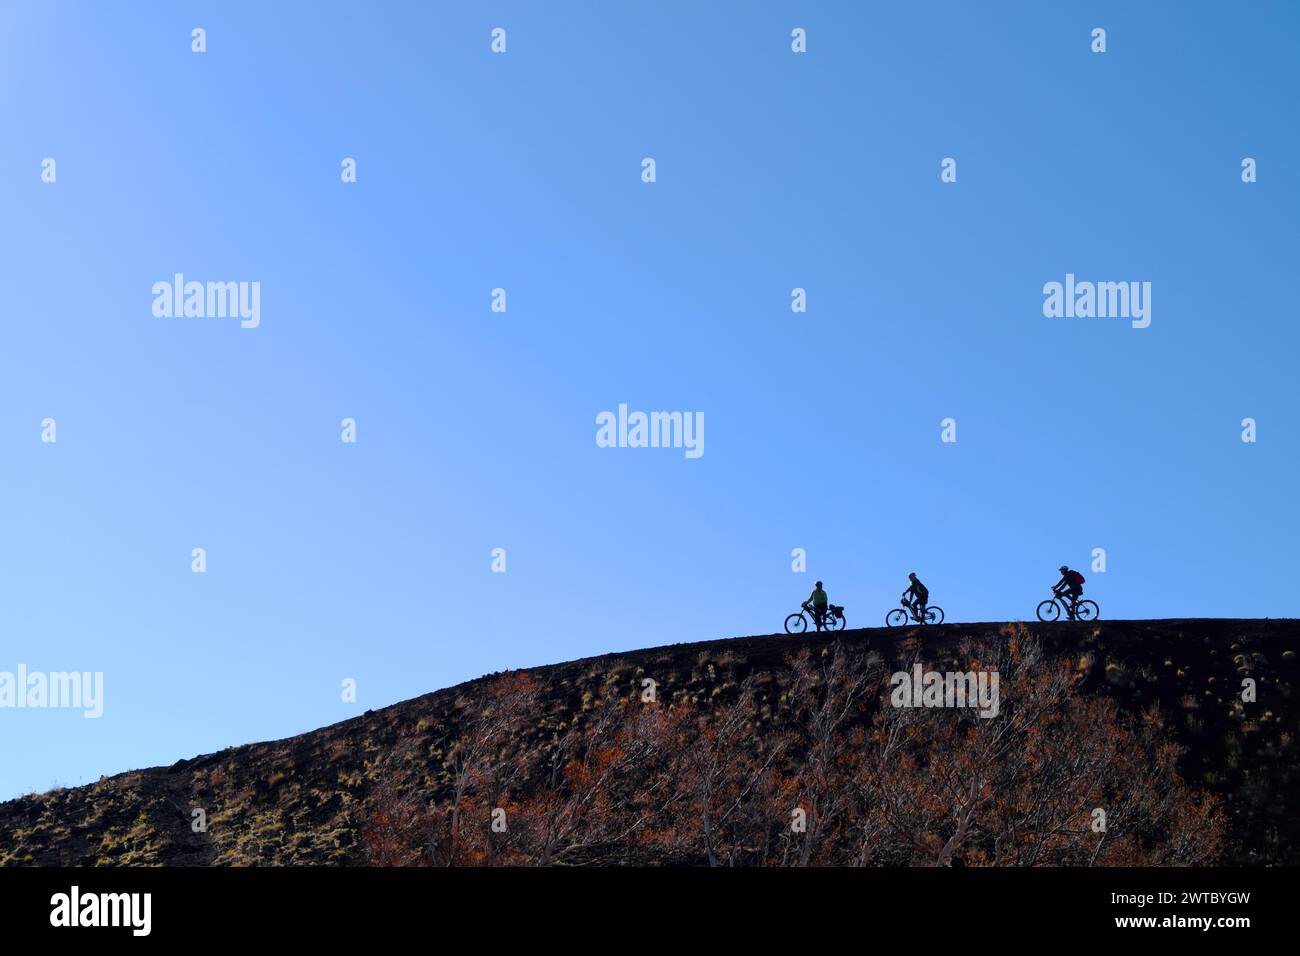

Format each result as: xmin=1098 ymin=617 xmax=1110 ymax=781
xmin=1 ymin=1 xmax=1296 ymax=799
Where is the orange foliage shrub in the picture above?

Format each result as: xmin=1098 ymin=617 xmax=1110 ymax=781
xmin=361 ymin=632 xmax=1225 ymax=866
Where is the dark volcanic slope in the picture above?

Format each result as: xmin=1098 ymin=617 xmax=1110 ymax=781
xmin=1 ymin=618 xmax=1296 ymax=865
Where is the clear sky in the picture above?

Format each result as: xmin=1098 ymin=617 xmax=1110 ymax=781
xmin=1 ymin=2 xmax=1297 ymax=799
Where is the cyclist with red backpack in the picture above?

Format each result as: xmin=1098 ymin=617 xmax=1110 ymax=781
xmin=1053 ymin=565 xmax=1085 ymax=619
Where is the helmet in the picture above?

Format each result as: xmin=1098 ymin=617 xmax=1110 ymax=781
xmin=815 ymin=581 xmax=823 ymax=588
xmin=908 ymin=572 xmax=917 ymax=580
xmin=1059 ymin=565 xmax=1069 ymax=573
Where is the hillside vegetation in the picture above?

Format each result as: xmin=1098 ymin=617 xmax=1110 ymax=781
xmin=0 ymin=618 xmax=1294 ymax=866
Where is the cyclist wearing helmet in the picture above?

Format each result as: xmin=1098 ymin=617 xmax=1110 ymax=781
xmin=902 ymin=572 xmax=929 ymax=621
xmin=804 ymin=581 xmax=829 ymax=630
xmin=1053 ymin=565 xmax=1084 ymax=618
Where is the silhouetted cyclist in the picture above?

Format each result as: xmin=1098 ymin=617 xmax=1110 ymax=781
xmin=1053 ymin=565 xmax=1085 ymax=619
xmin=902 ymin=572 xmax=929 ymax=622
xmin=803 ymin=581 xmax=829 ymax=631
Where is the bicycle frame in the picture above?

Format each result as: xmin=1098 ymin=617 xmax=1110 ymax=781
xmin=1047 ymin=591 xmax=1085 ymax=619
xmin=796 ymin=604 xmax=842 ymax=628
xmin=1052 ymin=591 xmax=1079 ymax=614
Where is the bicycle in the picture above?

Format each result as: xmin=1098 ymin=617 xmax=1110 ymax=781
xmin=885 ymin=599 xmax=945 ymax=627
xmin=784 ymin=603 xmax=846 ymax=634
xmin=1036 ymin=591 xmax=1099 ymax=622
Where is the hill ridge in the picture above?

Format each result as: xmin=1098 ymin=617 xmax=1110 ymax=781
xmin=2 ymin=617 xmax=1295 ymax=865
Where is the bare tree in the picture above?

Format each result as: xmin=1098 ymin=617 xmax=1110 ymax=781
xmin=362 ymin=633 xmax=1225 ymax=867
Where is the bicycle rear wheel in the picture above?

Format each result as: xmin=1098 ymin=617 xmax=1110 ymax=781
xmin=924 ymin=606 xmax=945 ymax=625
xmin=886 ymin=608 xmax=909 ymax=628
xmin=1075 ymin=600 xmax=1099 ymax=622
xmin=828 ymin=610 xmax=846 ymax=631
xmin=784 ymin=612 xmax=808 ymax=634
xmin=1036 ymin=599 xmax=1060 ymax=622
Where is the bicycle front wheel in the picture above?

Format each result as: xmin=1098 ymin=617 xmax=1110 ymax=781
xmin=784 ymin=613 xmax=808 ymax=635
xmin=886 ymin=608 xmax=909 ymax=628
xmin=924 ymin=606 xmax=945 ymax=625
xmin=1075 ymin=600 xmax=1099 ymax=622
xmin=1036 ymin=599 xmax=1060 ymax=622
